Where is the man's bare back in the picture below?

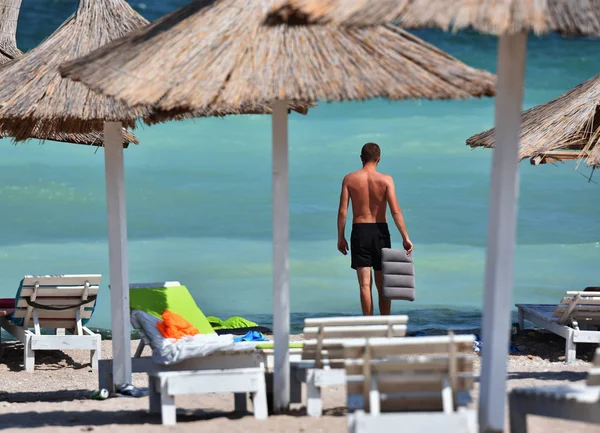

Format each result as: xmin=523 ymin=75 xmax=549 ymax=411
xmin=344 ymin=169 xmax=391 ymax=224
xmin=336 ymin=143 xmax=413 ymax=316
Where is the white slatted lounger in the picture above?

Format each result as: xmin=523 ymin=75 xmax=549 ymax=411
xmin=517 ymin=291 xmax=600 ymax=363
xmin=129 ymin=309 xmax=268 ymax=425
xmin=298 ymin=315 xmax=408 ymax=417
xmin=0 ymin=274 xmax=102 ymax=372
xmin=509 ymin=347 xmax=600 ymax=433
xmin=344 ymin=334 xmax=477 ymax=433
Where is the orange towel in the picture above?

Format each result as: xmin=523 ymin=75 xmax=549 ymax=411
xmin=157 ymin=310 xmax=200 ymax=339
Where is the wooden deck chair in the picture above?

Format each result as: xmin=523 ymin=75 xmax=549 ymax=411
xmin=131 ymin=309 xmax=268 ymax=425
xmin=297 ymin=315 xmax=408 ymax=417
xmin=509 ymin=347 xmax=600 ymax=433
xmin=344 ymin=333 xmax=477 ymax=433
xmin=0 ymin=274 xmax=102 ymax=372
xmin=98 ymin=282 xmax=303 ymax=411
xmin=517 ymin=290 xmax=600 ymax=362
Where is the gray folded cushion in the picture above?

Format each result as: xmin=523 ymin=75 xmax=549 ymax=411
xmin=381 ymin=248 xmax=415 ymax=301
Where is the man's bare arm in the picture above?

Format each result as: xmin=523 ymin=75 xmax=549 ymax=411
xmin=385 ymin=176 xmax=413 ymax=252
xmin=337 ymin=177 xmax=350 ymax=254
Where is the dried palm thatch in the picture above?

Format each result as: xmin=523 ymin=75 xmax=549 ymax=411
xmin=60 ymin=0 xmax=495 ymax=118
xmin=0 ymin=0 xmax=137 ymax=146
xmin=0 ymin=0 xmax=158 ymax=141
xmin=592 ymin=142 xmax=600 ymax=166
xmin=265 ymin=0 xmax=600 ymax=37
xmin=0 ymin=0 xmax=21 ymax=64
xmin=467 ymin=74 xmax=600 ymax=167
xmin=0 ymin=128 xmax=138 ymax=146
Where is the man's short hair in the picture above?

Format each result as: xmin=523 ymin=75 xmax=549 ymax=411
xmin=361 ymin=142 xmax=381 ymax=162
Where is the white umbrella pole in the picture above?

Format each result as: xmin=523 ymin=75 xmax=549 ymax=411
xmin=479 ymin=32 xmax=527 ymax=433
xmin=104 ymin=121 xmax=132 ymax=388
xmin=272 ymin=100 xmax=290 ymax=412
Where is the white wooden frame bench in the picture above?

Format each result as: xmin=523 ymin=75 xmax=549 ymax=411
xmin=127 ymin=309 xmax=271 ymax=423
xmin=517 ymin=291 xmax=600 ymax=363
xmin=344 ymin=333 xmax=477 ymax=433
xmin=0 ymin=274 xmax=102 ymax=372
xmin=149 ymin=365 xmax=268 ymax=425
xmin=99 ymin=279 xmax=304 ymax=406
xmin=296 ymin=315 xmax=409 ymax=417
xmin=509 ymin=348 xmax=600 ymax=433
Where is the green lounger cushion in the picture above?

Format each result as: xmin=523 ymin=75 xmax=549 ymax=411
xmin=255 ymin=342 xmax=304 ymax=350
xmin=208 ymin=315 xmax=258 ymax=330
xmin=129 ymin=282 xmax=215 ymax=335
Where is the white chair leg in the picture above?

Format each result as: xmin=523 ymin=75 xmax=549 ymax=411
xmin=24 ymin=334 xmax=34 ymax=372
xmin=148 ymin=376 xmax=161 ymax=414
xmin=441 ymin=378 xmax=453 ymax=414
xmin=160 ymin=380 xmax=176 ymax=425
xmin=306 ymin=374 xmax=323 ymax=417
xmin=90 ymin=335 xmax=101 ymax=369
xmin=565 ymin=331 xmax=576 ymax=363
xmin=234 ymin=393 xmax=248 ymax=414
xmin=252 ymin=374 xmax=268 ymax=420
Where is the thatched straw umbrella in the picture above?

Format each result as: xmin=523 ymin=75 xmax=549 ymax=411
xmin=0 ymin=0 xmax=159 ymax=389
xmin=592 ymin=142 xmax=600 ymax=166
xmin=0 ymin=0 xmax=136 ymax=146
xmin=0 ymin=0 xmax=21 ymax=64
xmin=264 ymin=1 xmax=600 ymax=431
xmin=467 ymin=73 xmax=600 ymax=167
xmin=59 ymin=0 xmax=497 ymax=411
xmin=59 ymin=4 xmax=495 ymax=110
xmin=266 ymin=0 xmax=600 ymax=36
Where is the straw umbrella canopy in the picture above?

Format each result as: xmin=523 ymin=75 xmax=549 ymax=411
xmin=59 ymin=0 xmax=496 ymax=411
xmin=0 ymin=0 xmax=135 ymax=146
xmin=0 ymin=0 xmax=155 ymax=141
xmin=266 ymin=0 xmax=600 ymax=36
xmin=59 ymin=1 xmax=495 ymax=112
xmin=264 ymin=1 xmax=600 ymax=432
xmin=592 ymin=141 xmax=600 ymax=166
xmin=467 ymin=73 xmax=600 ymax=167
xmin=0 ymin=0 xmax=21 ymax=64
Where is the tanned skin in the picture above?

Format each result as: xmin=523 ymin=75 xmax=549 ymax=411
xmin=337 ymin=154 xmax=413 ymax=316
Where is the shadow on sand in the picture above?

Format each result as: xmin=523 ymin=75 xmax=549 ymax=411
xmin=0 ymin=404 xmax=345 ymax=428
xmin=0 ymin=341 xmax=90 ymax=372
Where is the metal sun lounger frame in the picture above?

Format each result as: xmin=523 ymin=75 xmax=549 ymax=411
xmin=517 ymin=291 xmax=600 ymax=363
xmin=0 ymin=274 xmax=102 ymax=372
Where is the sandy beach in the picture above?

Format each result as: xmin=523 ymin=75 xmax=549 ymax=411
xmin=1 ymin=331 xmax=599 ymax=433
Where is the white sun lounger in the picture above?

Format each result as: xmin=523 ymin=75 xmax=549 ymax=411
xmin=0 ymin=274 xmax=102 ymax=372
xmin=517 ymin=291 xmax=600 ymax=362
xmin=130 ymin=309 xmax=268 ymax=425
xmin=296 ymin=315 xmax=409 ymax=417
xmin=99 ymin=281 xmax=304 ymax=407
xmin=344 ymin=333 xmax=477 ymax=433
xmin=509 ymin=347 xmax=600 ymax=433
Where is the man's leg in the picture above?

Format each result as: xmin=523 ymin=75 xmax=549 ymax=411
xmin=356 ymin=267 xmax=373 ymax=315
xmin=374 ymin=270 xmax=391 ymax=315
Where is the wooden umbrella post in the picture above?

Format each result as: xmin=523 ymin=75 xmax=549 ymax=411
xmin=479 ymin=32 xmax=528 ymax=433
xmin=104 ymin=121 xmax=132 ymax=389
xmin=272 ymin=100 xmax=290 ymax=412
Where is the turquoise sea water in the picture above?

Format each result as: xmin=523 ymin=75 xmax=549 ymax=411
xmin=0 ymin=1 xmax=599 ymax=333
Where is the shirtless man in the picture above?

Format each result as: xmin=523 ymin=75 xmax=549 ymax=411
xmin=337 ymin=143 xmax=413 ymax=316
